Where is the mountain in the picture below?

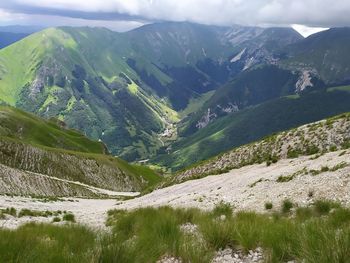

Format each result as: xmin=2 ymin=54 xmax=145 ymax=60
xmin=282 ymin=27 xmax=350 ymax=85
xmin=0 ymin=32 xmax=28 ymax=49
xmin=0 ymin=27 xmax=179 ymax=161
xmin=0 ymin=26 xmax=43 ymax=49
xmin=0 ymin=106 xmax=161 ymax=197
xmin=0 ymin=25 xmax=44 ymax=34
xmin=0 ymin=23 xmax=302 ymax=161
xmin=157 ymin=27 xmax=350 ymax=170
xmin=154 ymin=88 xmax=350 ymax=170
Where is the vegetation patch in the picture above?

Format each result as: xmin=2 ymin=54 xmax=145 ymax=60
xmin=62 ymin=213 xmax=75 ymax=222
xmin=2 ymin=201 xmax=350 ymax=262
xmin=277 ymin=168 xmax=307 ymax=183
xmin=264 ymin=202 xmax=273 ymax=210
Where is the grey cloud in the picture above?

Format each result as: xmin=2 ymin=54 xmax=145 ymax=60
xmin=0 ymin=0 xmax=350 ymax=28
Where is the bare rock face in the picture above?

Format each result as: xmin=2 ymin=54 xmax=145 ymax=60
xmin=295 ymin=70 xmax=314 ymax=93
xmin=196 ymin=108 xmax=218 ymax=129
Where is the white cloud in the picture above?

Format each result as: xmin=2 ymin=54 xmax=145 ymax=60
xmin=1 ymin=0 xmax=350 ymax=29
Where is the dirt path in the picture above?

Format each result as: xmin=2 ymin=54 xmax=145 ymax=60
xmin=31 ymin=172 xmax=140 ymax=197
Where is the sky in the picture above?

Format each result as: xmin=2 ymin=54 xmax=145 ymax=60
xmin=1 ymin=0 xmax=348 ymax=36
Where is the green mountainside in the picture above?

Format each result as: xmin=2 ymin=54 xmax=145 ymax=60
xmin=0 ymin=106 xmax=106 ymax=153
xmin=1 ymin=23 xmax=350 ymax=170
xmin=0 ymin=23 xmax=302 ymax=162
xmin=0 ymin=27 xmax=178 ymax=160
xmin=0 ymin=106 xmax=161 ymax=197
xmin=155 ymin=88 xmax=350 ymax=170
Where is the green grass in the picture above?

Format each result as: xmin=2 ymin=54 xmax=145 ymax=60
xmin=0 ymin=223 xmax=97 ymax=263
xmin=179 ymin=90 xmax=215 ymax=118
xmin=2 ymin=201 xmax=350 ymax=262
xmin=282 ymin=199 xmax=294 ymax=213
xmin=327 ymin=85 xmax=350 ymax=93
xmin=105 ymin=203 xmax=350 ymax=262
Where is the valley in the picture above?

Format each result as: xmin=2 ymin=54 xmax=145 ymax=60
xmin=1 ymin=19 xmax=350 ymax=263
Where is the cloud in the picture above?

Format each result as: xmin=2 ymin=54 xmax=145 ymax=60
xmin=0 ymin=0 xmax=350 ymax=30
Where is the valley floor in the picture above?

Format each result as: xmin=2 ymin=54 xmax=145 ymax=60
xmin=0 ymin=149 xmax=349 ymax=229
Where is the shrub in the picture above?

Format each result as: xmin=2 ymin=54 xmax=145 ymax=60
xmin=18 ymin=209 xmax=53 ymax=218
xmin=265 ymin=202 xmax=273 ymax=210
xmin=1 ymin=207 xmax=17 ymax=217
xmin=63 ymin=213 xmax=75 ymax=222
xmin=341 ymin=139 xmax=350 ymax=149
xmin=277 ymin=175 xmax=294 ymax=182
xmin=305 ymin=145 xmax=320 ymax=155
xmin=329 ymin=145 xmax=337 ymax=152
xmin=314 ymin=200 xmax=340 ymax=216
xmin=52 ymin=217 xmax=61 ymax=223
xmin=287 ymin=149 xmax=299 ymax=158
xmin=281 ymin=200 xmax=294 ymax=213
xmin=212 ymin=202 xmax=233 ymax=218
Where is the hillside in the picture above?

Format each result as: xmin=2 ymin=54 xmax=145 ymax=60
xmin=0 ymin=106 xmax=106 ymax=153
xmin=173 ymin=112 xmax=350 ymax=183
xmin=0 ymin=23 xmax=302 ymax=161
xmin=0 ymin=106 xmax=161 ymax=197
xmin=155 ymin=88 xmax=350 ymax=170
xmin=0 ymin=27 xmax=177 ymax=161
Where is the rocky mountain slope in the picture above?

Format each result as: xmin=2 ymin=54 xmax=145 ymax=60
xmin=173 ymin=112 xmax=350 ymax=183
xmin=117 ymin=149 xmax=350 ymax=213
xmin=0 ymin=106 xmax=161 ymax=197
xmin=282 ymin=27 xmax=350 ymax=85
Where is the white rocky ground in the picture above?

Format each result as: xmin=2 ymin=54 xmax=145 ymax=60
xmin=0 ymin=149 xmax=349 ymax=230
xmin=115 ymin=149 xmax=350 ymax=212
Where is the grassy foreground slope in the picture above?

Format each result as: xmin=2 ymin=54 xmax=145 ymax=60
xmin=155 ymin=89 xmax=350 ymax=171
xmin=1 ymin=201 xmax=350 ymax=263
xmin=0 ymin=106 xmax=161 ymax=196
